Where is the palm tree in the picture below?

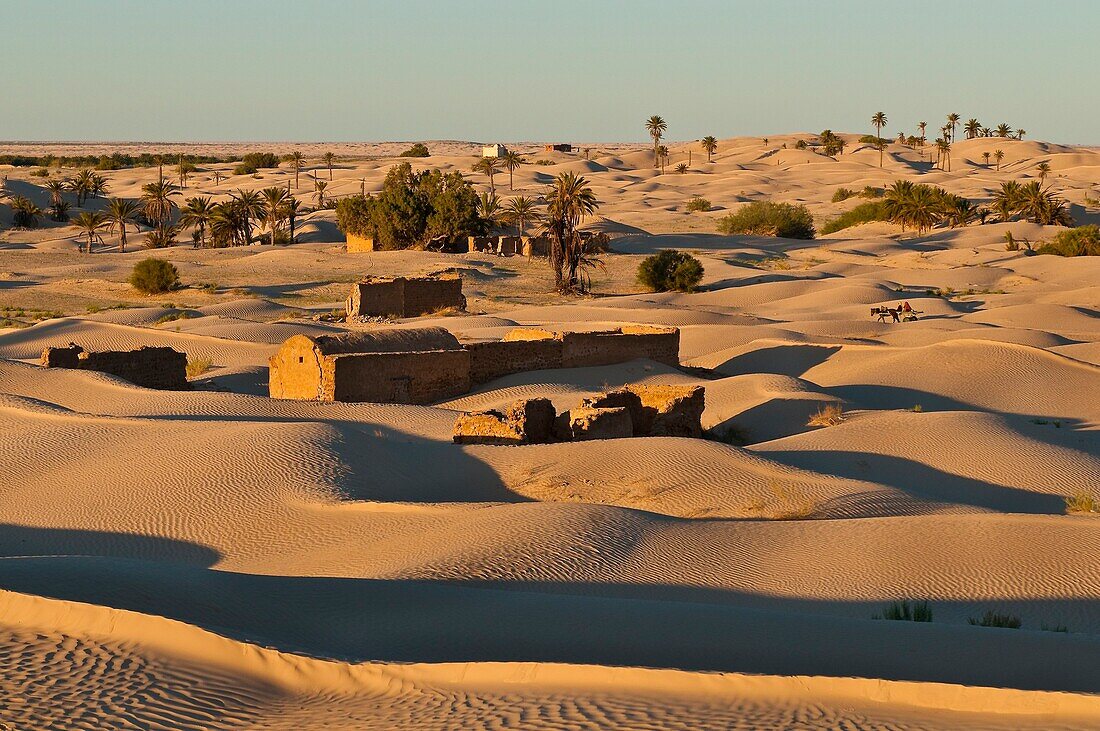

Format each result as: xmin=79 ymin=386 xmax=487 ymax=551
xmin=313 ymin=179 xmax=328 ymax=208
xmin=700 ymin=136 xmax=718 ymax=163
xmin=213 ymin=170 xmax=224 ymax=186
xmin=918 ymin=121 xmax=927 ymax=146
xmin=104 ymin=197 xmax=142 ymax=253
xmin=70 ymin=169 xmax=95 ymax=206
xmin=1036 ymin=161 xmax=1051 ymax=184
xmin=936 ymin=139 xmax=951 ymax=172
xmin=994 ymin=149 xmax=1005 ymax=171
xmin=982 ymin=151 xmax=991 ymax=167
xmin=657 ymin=145 xmax=669 ymax=174
xmin=992 ymin=181 xmax=1023 ymax=221
xmin=981 ymin=127 xmax=991 ymax=138
xmin=543 ymin=172 xmax=599 ymax=294
xmin=995 ymin=123 xmax=1012 ymax=138
xmin=231 ymin=188 xmax=264 ymax=244
xmin=9 ymin=197 xmax=43 ymax=228
xmin=288 ymin=151 xmax=304 ymax=188
xmin=72 ymin=211 xmax=108 ymax=254
xmin=209 ymin=203 xmax=246 ymax=247
xmin=140 ymin=179 xmax=180 ymax=242
xmin=90 ymin=173 xmax=108 ymax=199
xmin=322 ymin=151 xmax=335 ymax=180
xmin=180 ymin=196 xmax=215 ymax=248
xmin=472 ymin=157 xmax=500 ymax=193
xmin=871 ymin=112 xmax=887 ymax=167
xmin=261 ymin=187 xmax=289 ymax=246
xmin=283 ymin=197 xmax=302 ymax=245
xmin=645 ymin=115 xmax=667 ymax=168
xmin=477 ymin=191 xmax=503 ymax=229
xmin=1016 ymin=129 xmax=1026 ymax=140
xmin=500 ymin=151 xmax=523 ymax=191
xmin=964 ymin=118 xmax=982 ymax=139
xmin=946 ymin=113 xmax=960 ymax=142
xmin=45 ymin=179 xmax=67 ymax=207
xmin=505 ymin=195 xmax=541 ymax=237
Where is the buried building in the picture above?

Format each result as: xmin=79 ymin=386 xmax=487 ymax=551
xmin=345 ymin=275 xmax=466 ymax=318
xmin=269 ymin=325 xmax=681 ymax=404
xmin=41 ymin=344 xmax=189 ymax=390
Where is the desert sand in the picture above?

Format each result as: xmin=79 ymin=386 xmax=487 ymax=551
xmin=1 ymin=133 xmax=1099 ymax=729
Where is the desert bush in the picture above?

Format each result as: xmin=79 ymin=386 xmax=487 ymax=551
xmin=820 ymin=201 xmax=889 ymax=234
xmin=807 ymin=403 xmax=844 ymax=427
xmin=130 ymin=258 xmax=180 ymax=294
xmin=154 ymin=311 xmax=194 ymax=325
xmin=859 ymin=135 xmax=887 ymax=145
xmin=241 ymin=152 xmax=279 ymax=169
xmin=186 ymin=357 xmax=213 ymax=378
xmin=968 ymin=611 xmax=1021 ymax=629
xmin=637 ymin=249 xmax=705 ymax=292
xmin=717 ymin=201 xmax=815 ymax=239
xmin=144 ymin=224 xmax=180 ymax=248
xmin=399 ymin=143 xmax=430 ymax=158
xmin=685 ymin=197 xmax=711 ymax=212
xmin=233 ymin=162 xmax=257 ymax=175
xmin=1065 ymin=490 xmax=1099 ymax=514
xmin=794 ymin=139 xmax=808 ymax=150
xmin=1036 ymin=224 xmax=1100 ymax=257
xmin=879 ymin=600 xmax=933 ymax=622
xmin=832 ymin=187 xmax=857 ymax=203
xmin=860 ymin=185 xmax=884 ymax=199
xmin=30 ymin=167 xmax=49 ymax=177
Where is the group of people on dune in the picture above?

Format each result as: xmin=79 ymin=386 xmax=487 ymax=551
xmin=871 ymin=301 xmax=917 ymax=323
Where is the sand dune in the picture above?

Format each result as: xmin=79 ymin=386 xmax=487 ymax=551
xmin=2 ymin=134 xmax=1100 ymax=728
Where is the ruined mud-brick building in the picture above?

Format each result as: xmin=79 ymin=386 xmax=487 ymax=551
xmin=269 ymin=325 xmax=681 ymax=404
xmin=41 ymin=345 xmax=188 ymax=390
xmin=345 ymin=275 xmax=466 ymax=318
xmin=268 ymin=328 xmax=470 ymax=404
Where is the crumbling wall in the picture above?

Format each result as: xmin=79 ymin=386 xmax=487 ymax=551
xmin=268 ymin=337 xmax=326 ymax=400
xmin=560 ymin=327 xmax=679 ymax=368
xmin=328 ymin=350 xmax=471 ymax=404
xmin=41 ymin=345 xmax=188 ymax=390
xmin=402 ymin=276 xmax=465 ymax=316
xmin=346 ymin=276 xmax=465 ymax=318
xmin=465 ymin=338 xmax=563 ymax=384
xmin=453 ymin=398 xmax=556 ymax=445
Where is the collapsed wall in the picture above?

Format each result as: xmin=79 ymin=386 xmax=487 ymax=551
xmin=41 ymin=345 xmax=188 ymax=390
xmin=269 ymin=325 xmax=682 ymax=405
xmin=345 ymin=275 xmax=466 ymax=318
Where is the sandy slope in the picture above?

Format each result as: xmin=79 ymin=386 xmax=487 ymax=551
xmin=2 ymin=134 xmax=1100 ymax=728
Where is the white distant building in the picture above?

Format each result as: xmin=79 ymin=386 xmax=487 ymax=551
xmin=482 ymin=144 xmax=507 ymax=158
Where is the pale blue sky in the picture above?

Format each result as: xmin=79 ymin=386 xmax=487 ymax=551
xmin=3 ymin=0 xmax=1095 ymax=143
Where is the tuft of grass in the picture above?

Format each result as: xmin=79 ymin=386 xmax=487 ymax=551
xmin=1065 ymin=490 xmax=1099 ymax=515
xmin=155 ymin=311 xmax=195 ymax=326
xmin=807 ymin=403 xmax=845 ymax=427
xmin=831 ymin=187 xmax=857 ymax=203
xmin=1042 ymin=623 xmax=1069 ymax=633
xmin=909 ymin=404 xmax=923 ymax=412
xmin=767 ymin=480 xmax=818 ymax=520
xmin=186 ymin=357 xmax=213 ymax=378
xmin=426 ymin=305 xmax=462 ymax=317
xmin=968 ymin=611 xmax=1021 ymax=629
xmin=877 ymin=600 xmax=933 ymax=622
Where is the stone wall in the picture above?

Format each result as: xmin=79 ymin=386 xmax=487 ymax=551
xmin=41 ymin=345 xmax=188 ymax=390
xmin=345 ymin=233 xmax=376 ymax=253
xmin=327 ymin=350 xmax=471 ymax=404
xmin=465 ymin=338 xmax=563 ymax=385
xmin=560 ymin=326 xmax=680 ymax=368
xmin=345 ymin=276 xmax=465 ymax=318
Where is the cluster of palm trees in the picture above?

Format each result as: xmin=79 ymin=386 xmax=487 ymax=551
xmin=882 ymin=180 xmax=979 ymax=232
xmin=990 ymin=181 xmax=1071 ymax=226
xmin=881 ymin=178 xmax=1070 ymax=234
xmin=472 ymin=150 xmax=524 ymax=193
xmin=871 ymin=112 xmax=1027 ymax=169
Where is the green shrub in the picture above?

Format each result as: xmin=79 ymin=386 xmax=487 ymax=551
xmin=860 ymin=185 xmax=884 ymax=198
xmin=30 ymin=167 xmax=49 ymax=177
xmin=832 ymin=187 xmax=856 ymax=203
xmin=820 ymin=201 xmax=890 ymax=234
xmin=878 ymin=600 xmax=933 ymax=622
xmin=794 ymin=139 xmax=808 ymax=150
xmin=130 ymin=258 xmax=180 ymax=294
xmin=968 ymin=611 xmax=1021 ymax=629
xmin=1036 ymin=225 xmax=1100 ymax=257
xmin=637 ymin=250 xmax=705 ymax=292
xmin=399 ymin=143 xmax=430 ymax=158
xmin=717 ymin=201 xmax=815 ymax=239
xmin=1065 ymin=490 xmax=1099 ymax=514
xmin=686 ymin=197 xmax=711 ymax=212
xmin=241 ymin=152 xmax=279 ymax=169
xmin=233 ymin=162 xmax=257 ymax=175
xmin=859 ymin=135 xmax=887 ymax=145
